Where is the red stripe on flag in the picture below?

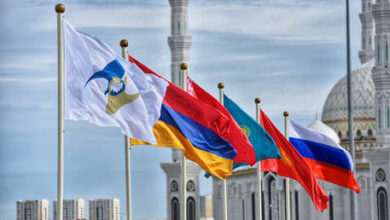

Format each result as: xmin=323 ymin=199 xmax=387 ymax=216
xmin=304 ymin=158 xmax=360 ymax=193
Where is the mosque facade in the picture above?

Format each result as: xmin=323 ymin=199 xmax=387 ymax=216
xmin=162 ymin=0 xmax=390 ymax=219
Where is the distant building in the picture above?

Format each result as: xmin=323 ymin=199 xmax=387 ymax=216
xmin=89 ymin=198 xmax=120 ymax=220
xmin=17 ymin=199 xmax=49 ymax=220
xmin=200 ymin=195 xmax=213 ymax=220
xmin=53 ymin=199 xmax=85 ymax=220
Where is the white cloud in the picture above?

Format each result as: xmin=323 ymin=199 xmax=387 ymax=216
xmin=28 ymin=1 xmax=345 ymax=44
xmin=0 ymin=56 xmax=55 ymax=72
xmin=190 ymin=4 xmax=344 ymax=43
xmin=0 ymin=77 xmax=56 ymax=83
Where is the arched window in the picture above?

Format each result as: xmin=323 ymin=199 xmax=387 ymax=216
xmin=368 ymin=2 xmax=371 ymax=11
xmin=252 ymin=192 xmax=256 ymax=220
xmin=171 ymin=198 xmax=179 ymax=220
xmin=338 ymin=131 xmax=342 ymax=138
xmin=378 ymin=43 xmax=381 ymax=64
xmin=187 ymin=197 xmax=195 ymax=220
xmin=386 ymin=42 xmax=389 ymax=62
xmin=357 ymin=130 xmax=362 ymax=137
xmin=370 ymin=36 xmax=372 ymax=47
xmin=387 ymin=107 xmax=390 ymax=128
xmin=329 ymin=194 xmax=334 ymax=220
xmin=363 ymin=36 xmax=366 ymax=49
xmin=377 ymin=187 xmax=388 ymax=220
xmin=242 ymin=199 xmax=246 ymax=220
xmin=268 ymin=178 xmax=276 ymax=220
xmin=295 ymin=191 xmax=299 ymax=220
xmin=178 ymin=20 xmax=181 ymax=32
xmin=379 ymin=108 xmax=382 ymax=129
xmin=368 ymin=129 xmax=373 ymax=136
xmin=262 ymin=191 xmax=265 ymax=220
xmin=178 ymin=70 xmax=182 ymax=88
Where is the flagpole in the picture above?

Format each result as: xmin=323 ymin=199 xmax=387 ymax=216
xmin=283 ymin=111 xmax=291 ymax=220
xmin=55 ymin=4 xmax=65 ymax=220
xmin=120 ymin=39 xmax=132 ymax=220
xmin=218 ymin=83 xmax=228 ymax=220
xmin=180 ymin=63 xmax=188 ymax=220
xmin=345 ymin=0 xmax=357 ymax=218
xmin=255 ymin=97 xmax=262 ymax=220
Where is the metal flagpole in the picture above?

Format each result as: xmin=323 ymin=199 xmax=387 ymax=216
xmin=345 ymin=0 xmax=357 ymax=218
xmin=283 ymin=111 xmax=291 ymax=220
xmin=120 ymin=39 xmax=132 ymax=220
xmin=255 ymin=97 xmax=262 ymax=220
xmin=55 ymin=4 xmax=65 ymax=220
xmin=180 ymin=63 xmax=188 ymax=220
xmin=217 ymin=83 xmax=228 ymax=220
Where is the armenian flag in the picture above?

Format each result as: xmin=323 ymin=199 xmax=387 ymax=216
xmin=130 ymin=57 xmax=237 ymax=179
xmin=186 ymin=77 xmax=257 ymax=166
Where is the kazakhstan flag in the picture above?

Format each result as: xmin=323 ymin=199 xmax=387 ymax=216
xmin=223 ymin=94 xmax=281 ymax=169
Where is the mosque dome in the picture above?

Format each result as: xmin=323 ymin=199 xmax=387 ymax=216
xmin=322 ymin=61 xmax=375 ymax=122
xmin=308 ymin=118 xmax=340 ymax=144
xmin=321 ymin=60 xmax=376 ymax=150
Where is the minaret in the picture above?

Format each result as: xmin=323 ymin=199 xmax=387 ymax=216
xmin=372 ymin=0 xmax=390 ymax=147
xmin=161 ymin=1 xmax=201 ymax=220
xmin=168 ymin=0 xmax=192 ymax=87
xmin=359 ymin=0 xmax=375 ymax=63
xmin=168 ymin=0 xmax=192 ymax=162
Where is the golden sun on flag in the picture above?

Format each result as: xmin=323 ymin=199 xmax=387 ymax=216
xmin=280 ymin=148 xmax=294 ymax=167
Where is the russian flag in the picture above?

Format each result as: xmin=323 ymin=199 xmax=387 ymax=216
xmin=289 ymin=121 xmax=360 ymax=193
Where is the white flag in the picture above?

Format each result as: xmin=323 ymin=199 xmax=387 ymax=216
xmin=64 ymin=20 xmax=168 ymax=143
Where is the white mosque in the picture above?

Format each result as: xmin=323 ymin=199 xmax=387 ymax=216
xmin=161 ymin=0 xmax=390 ymax=220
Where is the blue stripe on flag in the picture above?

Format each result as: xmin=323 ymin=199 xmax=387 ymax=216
xmin=159 ymin=103 xmax=237 ymax=160
xmin=289 ymin=137 xmax=352 ymax=171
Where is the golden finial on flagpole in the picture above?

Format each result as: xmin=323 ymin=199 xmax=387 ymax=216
xmin=284 ymin=111 xmax=289 ymax=117
xmin=180 ymin=63 xmax=188 ymax=70
xmin=55 ymin=3 xmax=65 ymax=13
xmin=218 ymin=82 xmax=224 ymax=89
xmin=120 ymin=39 xmax=128 ymax=48
xmin=255 ymin=97 xmax=261 ymax=104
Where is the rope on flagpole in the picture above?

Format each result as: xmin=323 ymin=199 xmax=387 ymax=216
xmin=121 ymin=39 xmax=132 ymax=220
xmin=218 ymin=82 xmax=228 ymax=220
xmin=55 ymin=4 xmax=65 ymax=220
xmin=283 ymin=111 xmax=291 ymax=220
xmin=180 ymin=63 xmax=188 ymax=220
xmin=255 ymin=97 xmax=263 ymax=220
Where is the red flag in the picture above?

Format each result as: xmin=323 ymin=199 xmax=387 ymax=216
xmin=187 ymin=77 xmax=256 ymax=165
xmin=260 ymin=110 xmax=329 ymax=211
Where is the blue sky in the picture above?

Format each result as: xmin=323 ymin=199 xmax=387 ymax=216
xmin=0 ymin=0 xmax=362 ymax=219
